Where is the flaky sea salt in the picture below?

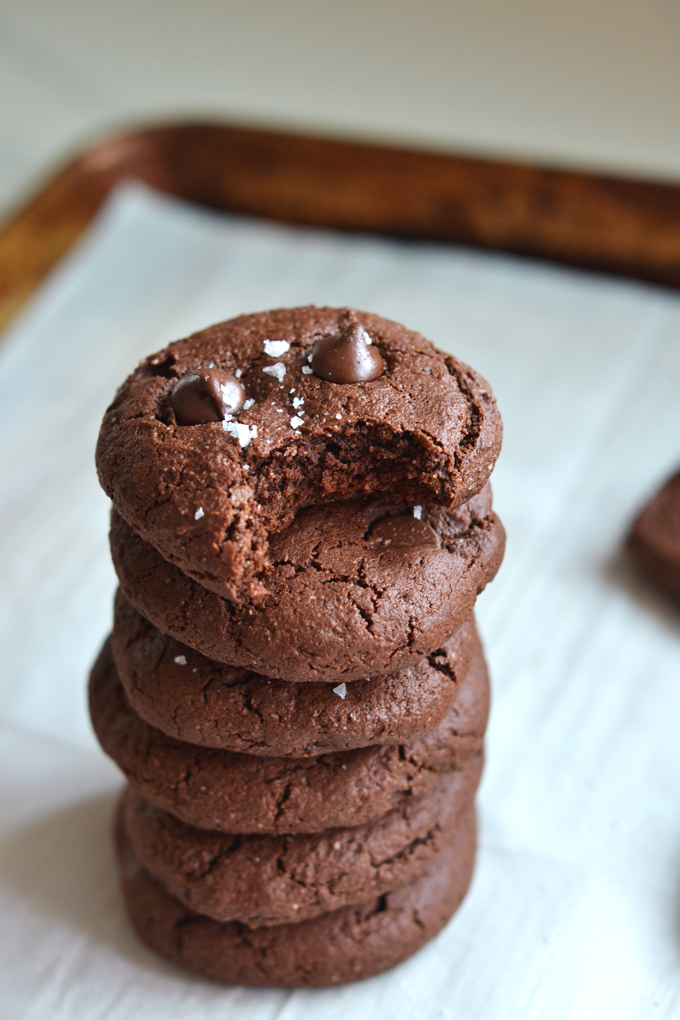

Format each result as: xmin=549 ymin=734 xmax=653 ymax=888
xmin=234 ymin=368 xmax=242 ymax=378
xmin=194 ymin=507 xmax=204 ymax=520
xmin=413 ymin=505 xmax=423 ymax=519
xmin=292 ymin=396 xmax=304 ymax=410
xmin=243 ymin=397 xmax=255 ymax=409
xmin=301 ymin=365 xmax=313 ymax=375
xmin=262 ymin=363 xmax=286 ymax=383
xmin=263 ymin=339 xmax=290 ymax=357
xmin=333 ymin=683 xmax=347 ymax=699
xmin=223 ymin=420 xmax=258 ymax=448
xmin=174 ymin=655 xmax=187 ymax=666
xmin=290 ymin=416 xmax=304 ymax=429
xmin=335 ymin=412 xmax=342 ymax=419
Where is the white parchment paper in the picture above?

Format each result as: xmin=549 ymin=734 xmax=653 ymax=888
xmin=1 ymin=183 xmax=679 ymax=1019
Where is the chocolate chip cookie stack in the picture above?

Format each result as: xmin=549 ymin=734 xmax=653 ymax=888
xmin=90 ymin=306 xmax=504 ymax=987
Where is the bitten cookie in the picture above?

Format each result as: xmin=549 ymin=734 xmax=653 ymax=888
xmin=110 ymin=487 xmax=504 ymax=683
xmin=121 ymin=760 xmax=480 ymax=927
xmin=90 ymin=637 xmax=489 ymax=834
xmin=97 ymin=306 xmax=502 ymax=603
xmin=116 ymin=801 xmax=476 ymax=987
xmin=628 ymin=469 xmax=680 ymax=602
xmin=111 ymin=592 xmax=477 ymax=756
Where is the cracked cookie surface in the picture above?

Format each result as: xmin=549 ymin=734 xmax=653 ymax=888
xmin=116 ymin=800 xmax=476 ymax=987
xmin=90 ymin=637 xmax=489 ymax=834
xmin=121 ymin=760 xmax=480 ymax=927
xmin=111 ymin=592 xmax=477 ymax=756
xmin=96 ymin=306 xmax=502 ymax=603
xmin=110 ymin=486 xmax=504 ymax=683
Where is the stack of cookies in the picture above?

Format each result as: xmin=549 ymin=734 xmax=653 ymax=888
xmin=90 ymin=306 xmax=504 ymax=987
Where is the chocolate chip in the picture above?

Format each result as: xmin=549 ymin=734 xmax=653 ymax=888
xmin=171 ymin=370 xmax=245 ymax=425
xmin=310 ymin=324 xmax=384 ymax=384
xmin=369 ymin=514 xmax=439 ymax=549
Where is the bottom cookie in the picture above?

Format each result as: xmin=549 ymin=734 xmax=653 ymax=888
xmin=116 ymin=802 xmax=476 ymax=988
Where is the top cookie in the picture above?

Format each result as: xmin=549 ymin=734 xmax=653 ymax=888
xmin=96 ymin=306 xmax=502 ymax=602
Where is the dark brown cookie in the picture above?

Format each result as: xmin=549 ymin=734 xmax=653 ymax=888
xmin=111 ymin=592 xmax=477 ymax=756
xmin=89 ymin=637 xmax=489 ymax=834
xmin=116 ymin=801 xmax=476 ymax=987
xmin=628 ymin=469 xmax=680 ymax=602
xmin=96 ymin=306 xmax=502 ymax=603
xmin=121 ymin=760 xmax=480 ymax=927
xmin=110 ymin=487 xmax=504 ymax=683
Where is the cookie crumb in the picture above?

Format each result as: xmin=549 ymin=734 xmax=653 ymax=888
xmin=263 ymin=339 xmax=290 ymax=357
xmin=262 ymin=363 xmax=286 ymax=383
xmin=413 ymin=505 xmax=423 ymax=519
xmin=333 ymin=841 xmax=341 ymax=850
xmin=194 ymin=507 xmax=204 ymax=520
xmin=173 ymin=655 xmax=187 ymax=665
xmin=333 ymin=683 xmax=347 ymax=699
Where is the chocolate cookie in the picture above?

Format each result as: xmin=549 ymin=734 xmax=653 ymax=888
xmin=121 ymin=759 xmax=479 ymax=928
xmin=90 ymin=638 xmax=489 ymax=834
xmin=111 ymin=592 xmax=477 ymax=756
xmin=110 ymin=487 xmax=504 ymax=683
xmin=116 ymin=802 xmax=476 ymax=987
xmin=628 ymin=469 xmax=680 ymax=602
xmin=96 ymin=306 xmax=502 ymax=603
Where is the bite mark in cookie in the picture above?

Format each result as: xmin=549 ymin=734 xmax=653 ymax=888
xmin=96 ymin=306 xmax=502 ymax=602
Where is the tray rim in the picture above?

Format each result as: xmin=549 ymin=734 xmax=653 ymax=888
xmin=2 ymin=119 xmax=680 ymax=337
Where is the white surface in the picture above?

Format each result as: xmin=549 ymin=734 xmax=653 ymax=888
xmin=1 ymin=183 xmax=680 ymax=1017
xmin=4 ymin=0 xmax=680 ymax=220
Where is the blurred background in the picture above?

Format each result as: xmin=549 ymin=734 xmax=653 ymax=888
xmin=2 ymin=0 xmax=680 ymax=219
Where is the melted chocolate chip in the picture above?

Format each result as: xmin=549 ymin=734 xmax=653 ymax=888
xmin=171 ymin=370 xmax=245 ymax=425
xmin=369 ymin=514 xmax=439 ymax=549
xmin=310 ymin=324 xmax=384 ymax=384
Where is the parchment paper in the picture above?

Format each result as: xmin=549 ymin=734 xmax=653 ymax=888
xmin=1 ymin=183 xmax=679 ymax=1019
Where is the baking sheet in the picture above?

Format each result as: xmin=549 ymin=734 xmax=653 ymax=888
xmin=1 ymin=182 xmax=680 ymax=1019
